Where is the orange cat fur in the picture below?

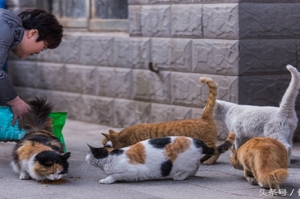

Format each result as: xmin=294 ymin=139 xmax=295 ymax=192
xmin=102 ymin=77 xmax=220 ymax=165
xmin=230 ymin=137 xmax=289 ymax=190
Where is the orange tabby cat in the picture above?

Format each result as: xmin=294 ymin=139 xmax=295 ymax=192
xmin=230 ymin=137 xmax=289 ymax=190
xmin=102 ymin=77 xmax=220 ymax=165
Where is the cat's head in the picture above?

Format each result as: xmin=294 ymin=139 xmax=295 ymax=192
xmin=214 ymin=100 xmax=230 ymax=121
xmin=229 ymin=148 xmax=243 ymax=170
xmin=86 ymin=144 xmax=116 ymax=168
xmin=102 ymin=129 xmax=126 ymax=148
xmin=33 ymin=151 xmax=71 ymax=181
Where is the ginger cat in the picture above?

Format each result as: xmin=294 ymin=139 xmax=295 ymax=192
xmin=87 ymin=133 xmax=235 ymax=184
xmin=102 ymin=77 xmax=220 ymax=165
xmin=230 ymin=137 xmax=289 ymax=190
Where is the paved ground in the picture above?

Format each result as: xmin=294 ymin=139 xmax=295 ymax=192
xmin=0 ymin=119 xmax=299 ymax=199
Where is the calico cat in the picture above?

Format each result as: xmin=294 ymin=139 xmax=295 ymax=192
xmin=86 ymin=133 xmax=236 ymax=184
xmin=230 ymin=137 xmax=289 ymax=190
xmin=11 ymin=97 xmax=71 ymax=181
xmin=214 ymin=64 xmax=300 ymax=164
xmin=102 ymin=77 xmax=220 ymax=165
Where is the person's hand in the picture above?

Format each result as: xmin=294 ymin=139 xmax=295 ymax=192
xmin=7 ymin=96 xmax=30 ymax=129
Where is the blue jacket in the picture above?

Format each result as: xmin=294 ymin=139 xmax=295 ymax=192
xmin=0 ymin=8 xmax=24 ymax=103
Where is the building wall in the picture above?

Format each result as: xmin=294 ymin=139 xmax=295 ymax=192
xmin=6 ymin=0 xmax=300 ymax=141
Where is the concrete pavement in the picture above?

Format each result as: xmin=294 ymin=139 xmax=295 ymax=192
xmin=0 ymin=119 xmax=299 ymax=199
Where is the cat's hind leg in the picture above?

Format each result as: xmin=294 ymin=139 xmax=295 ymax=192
xmin=201 ymin=154 xmax=220 ymax=165
xmin=99 ymin=175 xmax=116 ymax=184
xmin=244 ymin=170 xmax=257 ymax=185
xmin=173 ymin=171 xmax=192 ymax=181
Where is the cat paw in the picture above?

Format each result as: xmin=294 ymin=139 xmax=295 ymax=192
xmin=202 ymin=156 xmax=217 ymax=165
xmin=246 ymin=177 xmax=257 ymax=185
xmin=99 ymin=177 xmax=115 ymax=184
xmin=19 ymin=173 xmax=30 ymax=180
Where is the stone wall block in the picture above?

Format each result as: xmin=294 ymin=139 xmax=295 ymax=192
xmin=297 ymin=40 xmax=300 ymax=67
xmin=150 ymin=103 xmax=192 ymax=123
xmin=80 ymin=35 xmax=114 ymax=66
xmin=97 ymin=67 xmax=133 ymax=99
xmin=15 ymin=87 xmax=41 ymax=101
xmin=239 ymin=4 xmax=300 ymax=39
xmin=141 ymin=5 xmax=171 ymax=37
xmin=132 ymin=70 xmax=171 ymax=104
xmin=171 ymin=5 xmax=203 ymax=37
xmin=239 ymin=74 xmax=291 ymax=106
xmin=171 ymin=73 xmax=204 ymax=107
xmin=42 ymin=34 xmax=81 ymax=64
xmin=55 ymin=93 xmax=85 ymax=120
xmin=36 ymin=63 xmax=65 ymax=91
xmin=152 ymin=38 xmax=192 ymax=72
xmin=65 ymin=65 xmax=97 ymax=95
xmin=129 ymin=5 xmax=142 ymax=36
xmin=8 ymin=61 xmax=41 ymax=88
xmin=214 ymin=75 xmax=238 ymax=103
xmin=24 ymin=34 xmax=81 ymax=64
xmin=192 ymin=39 xmax=239 ymax=75
xmin=114 ymin=37 xmax=150 ymax=69
xmin=114 ymin=99 xmax=151 ymax=127
xmin=81 ymin=95 xmax=115 ymax=126
xmin=203 ymin=4 xmax=239 ymax=39
xmin=128 ymin=0 xmax=240 ymax=5
xmin=171 ymin=73 xmax=238 ymax=107
xmin=239 ymin=40 xmax=297 ymax=75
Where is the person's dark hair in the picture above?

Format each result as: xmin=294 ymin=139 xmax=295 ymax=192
xmin=18 ymin=9 xmax=63 ymax=49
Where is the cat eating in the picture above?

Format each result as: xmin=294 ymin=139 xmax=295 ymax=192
xmin=86 ymin=133 xmax=235 ymax=184
xmin=102 ymin=77 xmax=220 ymax=165
xmin=11 ymin=97 xmax=71 ymax=181
xmin=214 ymin=64 xmax=300 ymax=164
xmin=230 ymin=137 xmax=289 ymax=190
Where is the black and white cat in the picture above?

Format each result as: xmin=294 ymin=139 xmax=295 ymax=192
xmin=214 ymin=64 xmax=300 ymax=164
xmin=86 ymin=133 xmax=235 ymax=184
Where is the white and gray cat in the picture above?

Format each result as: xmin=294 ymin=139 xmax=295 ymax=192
xmin=214 ymin=64 xmax=300 ymax=164
xmin=86 ymin=133 xmax=235 ymax=184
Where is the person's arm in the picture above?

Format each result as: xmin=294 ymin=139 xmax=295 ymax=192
xmin=0 ymin=9 xmax=30 ymax=127
xmin=7 ymin=95 xmax=30 ymax=127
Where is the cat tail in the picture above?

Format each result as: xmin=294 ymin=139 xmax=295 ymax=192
xmin=279 ymin=64 xmax=300 ymax=116
xmin=199 ymin=77 xmax=218 ymax=120
xmin=22 ymin=97 xmax=54 ymax=133
xmin=263 ymin=169 xmax=289 ymax=187
xmin=217 ymin=132 xmax=236 ymax=154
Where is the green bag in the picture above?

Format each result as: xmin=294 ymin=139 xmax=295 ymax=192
xmin=0 ymin=106 xmax=67 ymax=152
xmin=48 ymin=112 xmax=67 ymax=152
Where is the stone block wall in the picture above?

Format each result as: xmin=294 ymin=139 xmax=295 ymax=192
xmin=7 ymin=0 xmax=300 ymax=141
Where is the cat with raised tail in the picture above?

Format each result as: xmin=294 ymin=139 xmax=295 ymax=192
xmin=11 ymin=97 xmax=71 ymax=181
xmin=230 ymin=137 xmax=289 ymax=190
xmin=215 ymin=64 xmax=300 ymax=164
xmin=101 ymin=77 xmax=220 ymax=165
xmin=86 ymin=133 xmax=236 ymax=184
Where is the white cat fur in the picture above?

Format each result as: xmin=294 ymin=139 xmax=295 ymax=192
xmin=86 ymin=136 xmax=212 ymax=184
xmin=215 ymin=64 xmax=300 ymax=164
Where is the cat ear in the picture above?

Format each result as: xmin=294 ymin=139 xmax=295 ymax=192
xmin=87 ymin=143 xmax=94 ymax=150
xmin=230 ymin=148 xmax=236 ymax=154
xmin=62 ymin=152 xmax=71 ymax=159
xmin=102 ymin=133 xmax=111 ymax=140
xmin=35 ymin=152 xmax=46 ymax=162
xmin=109 ymin=129 xmax=117 ymax=135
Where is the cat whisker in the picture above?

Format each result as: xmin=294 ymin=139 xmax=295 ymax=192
xmin=81 ymin=163 xmax=90 ymax=172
